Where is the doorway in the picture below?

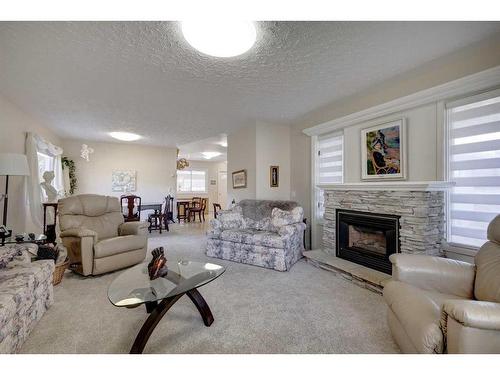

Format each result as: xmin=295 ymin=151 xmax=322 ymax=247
xmin=217 ymin=171 xmax=228 ymax=209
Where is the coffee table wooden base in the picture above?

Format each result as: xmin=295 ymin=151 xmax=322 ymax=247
xmin=130 ymin=288 xmax=213 ymax=354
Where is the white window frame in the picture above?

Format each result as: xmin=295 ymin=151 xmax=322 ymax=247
xmin=176 ymin=168 xmax=208 ymax=194
xmin=444 ymin=87 xmax=500 ymax=254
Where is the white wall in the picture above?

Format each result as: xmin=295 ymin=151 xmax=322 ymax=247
xmin=343 ymin=103 xmax=438 ymax=182
xmin=227 ymin=124 xmax=256 ymax=203
xmin=255 ymin=122 xmax=291 ymax=200
xmin=62 ymin=139 xmax=177 ymax=206
xmin=227 ymin=122 xmax=292 ymax=204
xmin=0 ymin=95 xmax=62 ymax=234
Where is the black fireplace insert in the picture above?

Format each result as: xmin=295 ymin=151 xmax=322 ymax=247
xmin=336 ymin=209 xmax=400 ymax=274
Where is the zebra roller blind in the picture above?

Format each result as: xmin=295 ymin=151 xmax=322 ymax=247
xmin=316 ymin=131 xmax=343 ymax=219
xmin=447 ymin=89 xmax=500 ymax=248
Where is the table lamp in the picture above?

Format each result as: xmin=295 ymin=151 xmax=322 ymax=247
xmin=0 ymin=153 xmax=30 ymax=228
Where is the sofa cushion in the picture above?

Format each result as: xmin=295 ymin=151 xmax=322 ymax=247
xmin=220 ymin=229 xmax=285 ymax=249
xmin=217 ymin=206 xmax=244 ymax=230
xmin=384 ymin=280 xmax=462 ymax=353
xmin=271 ymin=206 xmax=304 ymax=227
xmin=220 ymin=229 xmax=257 ymax=244
xmin=94 ymin=235 xmax=146 ymax=258
xmin=242 ymin=217 xmax=278 ymax=233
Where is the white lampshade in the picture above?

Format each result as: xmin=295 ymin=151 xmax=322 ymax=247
xmin=0 ymin=153 xmax=30 ymax=176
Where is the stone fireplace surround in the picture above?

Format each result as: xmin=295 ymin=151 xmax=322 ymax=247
xmin=322 ymin=181 xmax=451 ymax=257
xmin=304 ymin=181 xmax=453 ymax=293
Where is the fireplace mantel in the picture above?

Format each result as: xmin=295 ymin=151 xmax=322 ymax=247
xmin=318 ymin=181 xmax=454 ymax=192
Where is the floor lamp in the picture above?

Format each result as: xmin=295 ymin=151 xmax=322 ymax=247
xmin=0 ymin=153 xmax=30 ymax=232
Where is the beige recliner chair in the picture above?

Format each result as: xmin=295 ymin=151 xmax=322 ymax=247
xmin=58 ymin=194 xmax=148 ymax=276
xmin=384 ymin=214 xmax=500 ymax=354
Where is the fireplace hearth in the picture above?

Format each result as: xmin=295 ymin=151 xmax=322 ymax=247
xmin=336 ymin=209 xmax=400 ymax=274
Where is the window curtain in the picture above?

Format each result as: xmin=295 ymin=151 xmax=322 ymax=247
xmin=25 ymin=132 xmax=64 ymax=228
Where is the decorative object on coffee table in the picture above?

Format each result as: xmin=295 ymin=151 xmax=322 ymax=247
xmin=147 ymin=247 xmax=167 ymax=280
xmin=108 ymin=260 xmax=225 ymax=354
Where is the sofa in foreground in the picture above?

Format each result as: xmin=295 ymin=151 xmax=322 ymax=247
xmin=0 ymin=244 xmax=54 ymax=354
xmin=384 ymin=214 xmax=500 ymax=354
xmin=206 ymin=199 xmax=306 ymax=271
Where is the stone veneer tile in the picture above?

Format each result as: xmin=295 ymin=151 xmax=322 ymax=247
xmin=322 ymin=189 xmax=446 ymax=257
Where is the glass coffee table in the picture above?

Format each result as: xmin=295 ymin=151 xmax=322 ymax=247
xmin=108 ymin=259 xmax=225 ymax=354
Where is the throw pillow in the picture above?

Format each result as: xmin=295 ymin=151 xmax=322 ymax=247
xmin=218 ymin=206 xmax=244 ymax=230
xmin=271 ymin=206 xmax=304 ymax=228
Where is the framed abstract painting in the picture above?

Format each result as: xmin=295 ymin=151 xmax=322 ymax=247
xmin=361 ymin=118 xmax=406 ymax=180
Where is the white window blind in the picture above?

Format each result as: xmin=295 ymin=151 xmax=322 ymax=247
xmin=315 ymin=132 xmax=343 ymax=219
xmin=447 ymin=90 xmax=500 ymax=248
xmin=177 ymin=170 xmax=207 ymax=193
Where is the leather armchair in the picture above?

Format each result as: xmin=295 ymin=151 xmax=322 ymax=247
xmin=384 ymin=214 xmax=500 ymax=353
xmin=58 ymin=194 xmax=148 ymax=276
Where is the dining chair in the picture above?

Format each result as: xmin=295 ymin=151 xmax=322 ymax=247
xmin=177 ymin=201 xmax=190 ymax=222
xmin=188 ymin=198 xmax=207 ymax=222
xmin=164 ymin=195 xmax=175 ymax=224
xmin=121 ymin=195 xmax=141 ymax=222
xmin=213 ymin=203 xmax=222 ymax=218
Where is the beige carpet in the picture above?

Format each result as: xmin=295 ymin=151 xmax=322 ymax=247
xmin=20 ymin=222 xmax=399 ymax=354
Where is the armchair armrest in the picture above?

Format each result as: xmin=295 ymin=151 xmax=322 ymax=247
xmin=60 ymin=228 xmax=98 ymax=242
xmin=441 ymin=300 xmax=500 ymax=353
xmin=278 ymin=222 xmax=306 ymax=237
xmin=59 ymin=228 xmax=97 ymax=276
xmin=278 ymin=222 xmax=307 ymax=250
xmin=209 ymin=218 xmax=223 ymax=231
xmin=119 ymin=221 xmax=147 ymax=236
xmin=389 ymin=254 xmax=475 ymax=298
xmin=442 ymin=300 xmax=500 ymax=331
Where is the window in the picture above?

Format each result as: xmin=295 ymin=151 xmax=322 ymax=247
xmin=315 ymin=131 xmax=344 ymax=219
xmin=177 ymin=169 xmax=207 ymax=193
xmin=446 ymin=89 xmax=500 ymax=248
xmin=37 ymin=151 xmax=55 ymax=183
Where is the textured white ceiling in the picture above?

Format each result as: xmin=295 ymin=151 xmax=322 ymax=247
xmin=178 ymin=134 xmax=227 ymax=161
xmin=0 ymin=21 xmax=499 ymax=147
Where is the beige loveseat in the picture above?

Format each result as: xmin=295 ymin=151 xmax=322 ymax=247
xmin=384 ymin=214 xmax=500 ymax=354
xmin=58 ymin=194 xmax=147 ymax=276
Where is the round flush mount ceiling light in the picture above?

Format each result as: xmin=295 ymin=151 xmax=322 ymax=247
xmin=202 ymin=151 xmax=222 ymax=159
xmin=109 ymin=132 xmax=142 ymax=142
xmin=181 ymin=21 xmax=256 ymax=57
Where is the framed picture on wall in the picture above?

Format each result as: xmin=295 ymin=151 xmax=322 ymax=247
xmin=270 ymin=166 xmax=279 ymax=187
xmin=111 ymin=170 xmax=137 ymax=192
xmin=232 ymin=169 xmax=247 ymax=189
xmin=361 ymin=118 xmax=407 ymax=180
